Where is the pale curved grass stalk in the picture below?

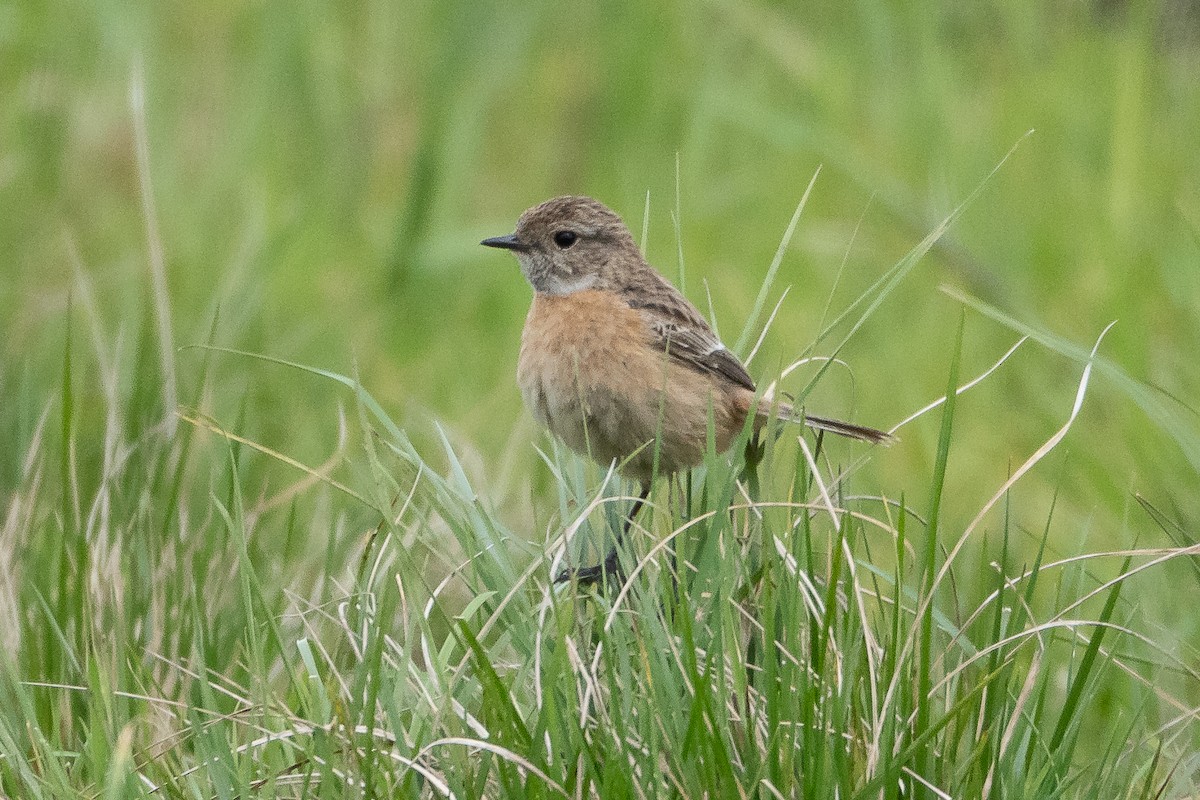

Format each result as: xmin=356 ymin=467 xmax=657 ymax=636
xmin=145 ymin=651 xmax=253 ymax=709
xmin=1049 ymin=542 xmax=1200 ymax=625
xmin=759 ymin=355 xmax=854 ymax=407
xmin=414 ymin=737 xmax=570 ymax=798
xmin=941 ymin=543 xmax=1200 ymax=687
xmin=177 ymin=410 xmax=370 ymax=508
xmin=889 ymin=336 xmax=1030 ymax=434
xmin=828 ymin=335 xmax=1032 ymax=496
xmin=249 ymin=407 xmax=352 ymax=522
xmin=934 ymin=619 xmax=1145 ymax=698
xmin=924 ymin=323 xmax=1113 ymax=639
xmin=875 ymin=321 xmax=1114 ymax=752
xmin=903 ymin=765 xmax=954 ymax=799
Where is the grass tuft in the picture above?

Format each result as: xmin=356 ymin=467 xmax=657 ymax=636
xmin=4 ymin=274 xmax=1198 ymax=796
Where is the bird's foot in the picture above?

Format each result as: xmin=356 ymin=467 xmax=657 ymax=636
xmin=555 ymin=548 xmax=622 ymax=586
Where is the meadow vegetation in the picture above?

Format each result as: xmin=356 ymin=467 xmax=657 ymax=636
xmin=2 ymin=1 xmax=1199 ymax=796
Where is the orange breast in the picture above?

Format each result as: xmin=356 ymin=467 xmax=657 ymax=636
xmin=517 ymin=290 xmax=650 ymax=427
xmin=516 ymin=290 xmax=748 ymax=480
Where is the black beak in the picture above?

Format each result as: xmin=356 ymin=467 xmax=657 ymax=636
xmin=480 ymin=233 xmax=526 ymax=251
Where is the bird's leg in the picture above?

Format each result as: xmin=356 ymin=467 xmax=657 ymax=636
xmin=557 ymin=484 xmax=651 ymax=585
xmin=742 ymin=430 xmax=765 ymax=499
xmin=812 ymin=427 xmax=827 ymax=463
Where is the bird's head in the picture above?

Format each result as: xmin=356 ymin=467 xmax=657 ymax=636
xmin=481 ymin=195 xmax=639 ymax=295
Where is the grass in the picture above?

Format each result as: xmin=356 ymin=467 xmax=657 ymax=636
xmin=4 ymin=0 xmax=1200 ymax=796
xmin=3 ymin=272 xmax=1197 ymax=796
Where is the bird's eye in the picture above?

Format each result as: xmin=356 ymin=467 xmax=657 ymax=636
xmin=553 ymin=230 xmax=578 ymax=249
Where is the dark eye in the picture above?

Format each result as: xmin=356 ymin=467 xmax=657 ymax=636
xmin=553 ymin=230 xmax=578 ymax=249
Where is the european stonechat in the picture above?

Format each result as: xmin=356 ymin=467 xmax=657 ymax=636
xmin=482 ymin=195 xmax=889 ymax=582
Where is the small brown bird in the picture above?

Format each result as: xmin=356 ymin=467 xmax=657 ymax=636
xmin=482 ymin=196 xmax=889 ymax=582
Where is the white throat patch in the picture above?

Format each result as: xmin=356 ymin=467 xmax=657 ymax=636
xmin=540 ymin=272 xmax=599 ymax=296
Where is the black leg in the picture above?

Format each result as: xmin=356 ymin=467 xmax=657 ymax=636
xmin=557 ymin=484 xmax=651 ymax=585
xmin=812 ymin=427 xmax=827 ymax=462
xmin=742 ymin=430 xmax=764 ymax=498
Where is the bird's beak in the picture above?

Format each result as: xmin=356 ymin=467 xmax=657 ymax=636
xmin=480 ymin=233 xmax=527 ymax=251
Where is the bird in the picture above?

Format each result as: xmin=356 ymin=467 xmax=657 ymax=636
xmin=481 ymin=195 xmax=890 ymax=583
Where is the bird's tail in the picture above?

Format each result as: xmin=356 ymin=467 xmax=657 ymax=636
xmin=800 ymin=413 xmax=894 ymax=445
xmin=756 ymin=398 xmax=894 ymax=445
xmin=748 ymin=391 xmax=894 ymax=445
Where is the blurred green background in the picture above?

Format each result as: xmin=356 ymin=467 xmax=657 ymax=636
xmin=4 ymin=0 xmax=1198 ymax=603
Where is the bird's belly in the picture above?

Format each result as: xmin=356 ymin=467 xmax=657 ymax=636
xmin=517 ymin=291 xmax=743 ymax=480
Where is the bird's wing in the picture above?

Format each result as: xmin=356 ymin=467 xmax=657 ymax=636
xmin=621 ymin=271 xmax=756 ymax=392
